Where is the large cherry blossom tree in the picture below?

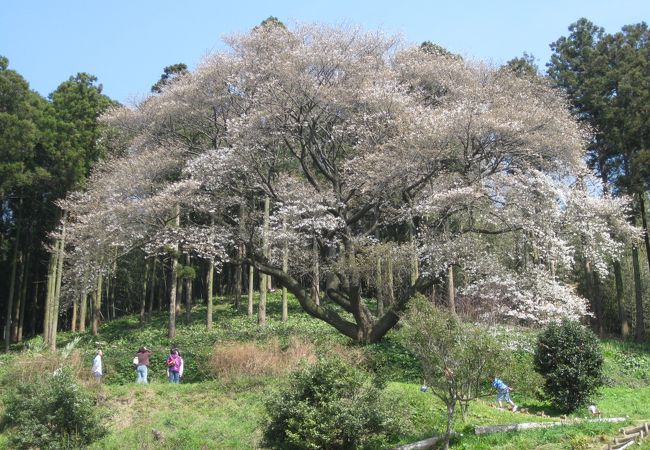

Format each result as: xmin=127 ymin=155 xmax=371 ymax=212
xmin=63 ymin=23 xmax=637 ymax=343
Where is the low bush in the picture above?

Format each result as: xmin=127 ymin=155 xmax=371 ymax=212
xmin=2 ymin=366 xmax=106 ymax=449
xmin=534 ymin=320 xmax=604 ymax=413
xmin=262 ymin=356 xmax=405 ymax=450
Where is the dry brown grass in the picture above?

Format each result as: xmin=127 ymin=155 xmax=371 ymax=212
xmin=4 ymin=350 xmax=88 ymax=385
xmin=208 ymin=338 xmax=316 ymax=381
xmin=325 ymin=342 xmax=368 ymax=368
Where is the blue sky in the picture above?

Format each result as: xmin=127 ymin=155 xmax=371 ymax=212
xmin=2 ymin=0 xmax=648 ymax=104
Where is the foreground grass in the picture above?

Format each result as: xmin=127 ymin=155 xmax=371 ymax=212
xmin=90 ymin=381 xmax=266 ymax=449
xmin=3 ymin=294 xmax=650 ymax=449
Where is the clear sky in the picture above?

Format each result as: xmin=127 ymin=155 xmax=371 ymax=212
xmin=2 ymin=0 xmax=648 ymax=104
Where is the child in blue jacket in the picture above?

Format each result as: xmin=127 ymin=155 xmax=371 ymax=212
xmin=490 ymin=375 xmax=517 ymax=412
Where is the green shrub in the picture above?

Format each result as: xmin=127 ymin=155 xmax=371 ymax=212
xmin=533 ymin=320 xmax=604 ymax=413
xmin=2 ymin=366 xmax=106 ymax=449
xmin=262 ymin=356 xmax=404 ymax=449
xmin=503 ymin=350 xmax=544 ymax=399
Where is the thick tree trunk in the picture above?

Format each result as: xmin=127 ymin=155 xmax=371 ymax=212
xmin=632 ymin=243 xmax=645 ymax=342
xmin=206 ymin=259 xmax=214 ymax=330
xmin=248 ymin=265 xmax=254 ymax=316
xmin=252 ymin=254 xmax=432 ymax=343
xmin=92 ymin=274 xmax=103 ymax=337
xmin=614 ymin=260 xmax=629 ymax=337
xmin=258 ymin=196 xmax=269 ymax=326
xmin=448 ymin=265 xmax=456 ymax=314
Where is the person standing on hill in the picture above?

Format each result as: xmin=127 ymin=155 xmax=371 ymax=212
xmin=135 ymin=347 xmax=152 ymax=384
xmin=91 ymin=349 xmax=103 ymax=383
xmin=166 ymin=349 xmax=182 ymax=384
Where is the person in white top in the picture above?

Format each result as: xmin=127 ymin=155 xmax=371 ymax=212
xmin=92 ymin=350 xmax=103 ymax=382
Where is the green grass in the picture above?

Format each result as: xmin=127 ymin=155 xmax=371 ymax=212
xmin=3 ymin=294 xmax=650 ymax=449
xmin=89 ymin=381 xmax=266 ymax=449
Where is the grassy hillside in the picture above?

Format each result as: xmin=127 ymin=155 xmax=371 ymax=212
xmin=2 ymin=293 xmax=650 ymax=449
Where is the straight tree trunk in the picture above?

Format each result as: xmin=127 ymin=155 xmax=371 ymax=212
xmin=79 ymin=291 xmax=87 ymax=332
xmin=43 ymin=241 xmax=59 ymax=346
xmin=50 ymin=215 xmax=67 ymax=350
xmin=640 ymin=193 xmax=650 ymax=275
xmin=409 ymin=221 xmax=419 ymax=287
xmin=148 ymin=258 xmax=156 ymax=318
xmin=185 ymin=254 xmax=192 ymax=324
xmin=4 ymin=224 xmax=21 ymax=352
xmin=110 ymin=256 xmax=117 ymax=320
xmin=592 ymin=270 xmax=604 ymax=335
xmin=448 ymin=265 xmax=456 ymax=314
xmin=584 ymin=259 xmax=602 ymax=334
xmin=169 ymin=254 xmax=179 ymax=338
xmin=206 ymin=259 xmax=214 ymax=330
xmin=71 ymin=286 xmax=78 ymax=333
xmin=444 ymin=401 xmax=456 ymax=450
xmin=168 ymin=205 xmax=181 ymax=338
xmin=233 ymin=246 xmax=243 ymax=309
xmin=92 ymin=274 xmax=103 ymax=337
xmin=248 ymin=265 xmax=254 ymax=316
xmin=258 ymin=196 xmax=270 ymax=326
xmin=632 ymin=243 xmax=645 ymax=342
xmin=311 ymin=236 xmax=320 ymax=306
xmin=11 ymin=249 xmax=25 ymax=342
xmin=16 ymin=252 xmax=29 ymax=342
xmin=282 ymin=221 xmax=288 ymax=322
xmin=141 ymin=258 xmax=150 ymax=323
xmin=176 ymin=278 xmax=183 ymax=317
xmin=614 ymin=260 xmax=629 ymax=337
xmin=104 ymin=271 xmax=111 ymax=321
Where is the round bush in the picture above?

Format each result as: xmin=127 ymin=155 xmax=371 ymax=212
xmin=533 ymin=320 xmax=603 ymax=413
xmin=262 ymin=357 xmax=402 ymax=450
xmin=2 ymin=366 xmax=106 ymax=449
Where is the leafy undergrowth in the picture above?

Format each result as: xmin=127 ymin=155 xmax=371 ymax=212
xmin=2 ymin=294 xmax=650 ymax=449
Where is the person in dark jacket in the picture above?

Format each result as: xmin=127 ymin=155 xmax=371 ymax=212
xmin=135 ymin=347 xmax=152 ymax=384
